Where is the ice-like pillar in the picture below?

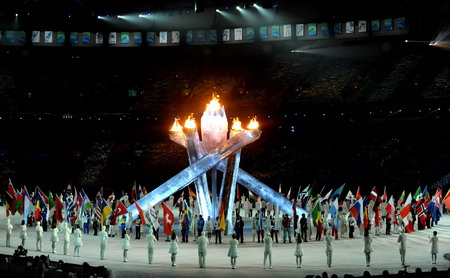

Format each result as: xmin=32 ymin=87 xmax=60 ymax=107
xmin=216 ymin=163 xmax=308 ymax=217
xmin=201 ymin=102 xmax=228 ymax=221
xmin=127 ymin=129 xmax=262 ymax=220
xmin=183 ymin=127 xmax=212 ymax=220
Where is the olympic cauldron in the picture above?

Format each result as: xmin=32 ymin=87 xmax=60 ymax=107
xmin=127 ymin=95 xmax=307 ymax=232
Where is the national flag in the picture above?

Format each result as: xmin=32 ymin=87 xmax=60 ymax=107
xmin=15 ymin=190 xmax=23 ymax=215
xmin=443 ymin=195 xmax=450 ymax=212
xmin=413 ymin=186 xmax=422 ymax=201
xmin=135 ymin=202 xmax=148 ymax=225
xmin=236 ymin=185 xmax=241 ymax=201
xmin=248 ymin=189 xmax=258 ymax=202
xmin=398 ymin=190 xmax=406 ymax=204
xmin=101 ymin=199 xmax=112 ymax=225
xmin=382 ymin=186 xmax=388 ymax=202
xmin=95 ymin=195 xmax=104 ymax=220
xmin=330 ymin=184 xmax=345 ymax=200
xmin=131 ymin=183 xmax=137 ymax=202
xmin=329 ymin=198 xmax=339 ymax=217
xmin=427 ymin=193 xmax=442 ymax=222
xmin=148 ymin=205 xmax=160 ymax=230
xmin=345 ymin=190 xmax=354 ymax=200
xmin=142 ymin=186 xmax=148 ymax=196
xmin=363 ymin=206 xmax=369 ymax=229
xmin=355 ymin=186 xmax=362 ymax=200
xmin=374 ymin=204 xmax=380 ymax=227
xmin=188 ymin=186 xmax=197 ymax=198
xmin=385 ymin=196 xmax=397 ymax=225
xmin=349 ymin=198 xmax=363 ymax=225
xmin=176 ymin=191 xmax=184 ymax=208
xmin=48 ymin=192 xmax=56 ymax=210
xmin=399 ymin=193 xmax=412 ymax=219
xmin=77 ymin=189 xmax=86 ymax=218
xmin=323 ymin=189 xmax=333 ymax=201
xmin=443 ymin=189 xmax=450 ymax=203
xmin=311 ymin=201 xmax=321 ymax=224
xmin=369 ymin=186 xmax=378 ymax=202
xmin=138 ymin=185 xmax=143 ymax=200
xmin=219 ymin=203 xmax=226 ymax=232
xmin=422 ymin=186 xmax=430 ymax=202
xmin=35 ymin=186 xmax=49 ymax=204
xmin=162 ymin=202 xmax=175 ymax=235
xmin=23 ymin=194 xmax=34 ymax=222
xmin=298 ymin=185 xmax=309 ymax=199
xmin=435 ymin=185 xmax=442 ymax=200
xmin=35 ymin=193 xmax=46 ymax=221
xmin=54 ymin=194 xmax=64 ymax=223
xmin=114 ymin=201 xmax=129 ymax=219
xmin=286 ymin=186 xmax=292 ymax=200
xmin=183 ymin=200 xmax=192 ymax=234
xmin=415 ymin=199 xmax=427 ymax=228
xmin=7 ymin=180 xmax=17 ymax=214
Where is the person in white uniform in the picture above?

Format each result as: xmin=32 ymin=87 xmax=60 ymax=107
xmin=397 ymin=229 xmax=407 ymax=266
xmin=362 ymin=229 xmax=373 ymax=267
xmin=294 ymin=234 xmax=304 ymax=268
xmin=146 ymin=229 xmax=157 ymax=264
xmin=73 ymin=224 xmax=83 ymax=257
xmin=325 ymin=230 xmax=334 ymax=267
xmin=6 ymin=219 xmax=13 ymax=247
xmin=50 ymin=222 xmax=59 ymax=253
xmin=20 ymin=220 xmax=27 ymax=247
xmin=429 ymin=231 xmax=439 ymax=264
xmin=169 ymin=230 xmax=179 ymax=266
xmin=61 ymin=221 xmax=71 ymax=255
xmin=35 ymin=221 xmax=44 ymax=251
xmin=122 ymin=229 xmax=131 ymax=262
xmin=197 ymin=231 xmax=209 ymax=268
xmin=99 ymin=226 xmax=108 ymax=260
xmin=228 ymin=234 xmax=239 ymax=269
xmin=263 ymin=232 xmax=273 ymax=269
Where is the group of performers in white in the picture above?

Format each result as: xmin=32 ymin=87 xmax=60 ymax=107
xmin=4 ymin=195 xmax=442 ymax=269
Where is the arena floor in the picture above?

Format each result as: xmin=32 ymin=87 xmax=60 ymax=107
xmin=1 ymin=207 xmax=449 ymax=278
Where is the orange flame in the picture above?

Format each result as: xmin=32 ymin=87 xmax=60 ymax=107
xmin=206 ymin=94 xmax=221 ymax=112
xmin=184 ymin=113 xmax=196 ymax=129
xmin=247 ymin=117 xmax=259 ymax=130
xmin=231 ymin=117 xmax=243 ymax=132
xmin=170 ymin=118 xmax=183 ymax=132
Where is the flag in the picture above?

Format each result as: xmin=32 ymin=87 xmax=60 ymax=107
xmin=330 ymin=184 xmax=345 ymax=200
xmin=385 ymin=196 xmax=397 ymax=225
xmin=131 ymin=183 xmax=137 ymax=202
xmin=183 ymin=200 xmax=192 ymax=234
xmin=286 ymin=186 xmax=292 ymax=200
xmin=23 ymin=194 xmax=34 ymax=222
xmin=311 ymin=201 xmax=321 ymax=224
xmin=329 ymin=198 xmax=339 ymax=217
xmin=345 ymin=190 xmax=354 ymax=200
xmin=248 ymin=189 xmax=258 ymax=202
xmin=35 ymin=193 xmax=46 ymax=221
xmin=149 ymin=206 xmax=160 ymax=230
xmin=398 ymin=190 xmax=406 ymax=204
xmin=143 ymin=186 xmax=148 ymax=196
xmin=422 ymin=186 xmax=430 ymax=202
xmin=363 ymin=206 xmax=369 ymax=229
xmin=355 ymin=186 xmax=361 ymax=200
xmin=114 ymin=201 xmax=129 ymax=219
xmin=95 ymin=194 xmax=104 ymax=220
xmin=48 ymin=192 xmax=56 ymax=210
xmin=101 ymin=199 xmax=112 ymax=225
xmin=7 ymin=181 xmax=17 ymax=215
xmin=236 ymin=185 xmax=241 ymax=201
xmin=443 ymin=195 xmax=450 ymax=212
xmin=413 ymin=186 xmax=422 ymax=201
xmin=374 ymin=204 xmax=380 ymax=227
xmin=135 ymin=202 xmax=147 ymax=225
xmin=415 ymin=199 xmax=427 ymax=228
xmin=55 ymin=194 xmax=64 ymax=223
xmin=349 ymin=198 xmax=363 ymax=225
xmin=323 ymin=189 xmax=333 ymax=201
xmin=298 ymin=185 xmax=309 ymax=199
xmin=35 ymin=186 xmax=49 ymax=204
xmin=443 ymin=189 xmax=450 ymax=203
xmin=138 ymin=185 xmax=143 ymax=200
xmin=399 ymin=193 xmax=413 ymax=232
xmin=219 ymin=203 xmax=226 ymax=232
xmin=162 ymin=202 xmax=174 ymax=235
xmin=188 ymin=186 xmax=197 ymax=198
xmin=369 ymin=186 xmax=378 ymax=202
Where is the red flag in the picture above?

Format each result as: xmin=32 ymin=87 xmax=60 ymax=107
xmin=55 ymin=195 xmax=64 ymax=223
xmin=382 ymin=186 xmax=388 ymax=202
xmin=131 ymin=183 xmax=136 ymax=203
xmin=355 ymin=186 xmax=361 ymax=200
xmin=135 ymin=202 xmax=147 ymax=225
xmin=369 ymin=186 xmax=378 ymax=201
xmin=114 ymin=201 xmax=129 ymax=219
xmin=162 ymin=202 xmax=174 ymax=235
xmin=363 ymin=206 xmax=369 ymax=229
xmin=374 ymin=205 xmax=380 ymax=227
xmin=188 ymin=186 xmax=197 ymax=198
xmin=236 ymin=185 xmax=241 ymax=201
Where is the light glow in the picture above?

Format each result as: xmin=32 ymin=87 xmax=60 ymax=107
xmin=205 ymin=94 xmax=222 ymax=112
xmin=231 ymin=117 xmax=243 ymax=132
xmin=247 ymin=117 xmax=259 ymax=130
xmin=184 ymin=113 xmax=197 ymax=129
xmin=170 ymin=118 xmax=183 ymax=132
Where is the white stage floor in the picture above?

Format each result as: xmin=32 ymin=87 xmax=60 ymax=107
xmin=1 ymin=207 xmax=449 ymax=278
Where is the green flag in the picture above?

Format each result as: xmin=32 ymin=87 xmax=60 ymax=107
xmin=48 ymin=192 xmax=56 ymax=210
xmin=413 ymin=186 xmax=422 ymax=201
xmin=311 ymin=201 xmax=321 ymax=224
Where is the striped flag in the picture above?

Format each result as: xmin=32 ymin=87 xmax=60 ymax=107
xmin=311 ymin=201 xmax=321 ymax=224
xmin=248 ymin=189 xmax=258 ymax=202
xmin=398 ymin=190 xmax=406 ymax=204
